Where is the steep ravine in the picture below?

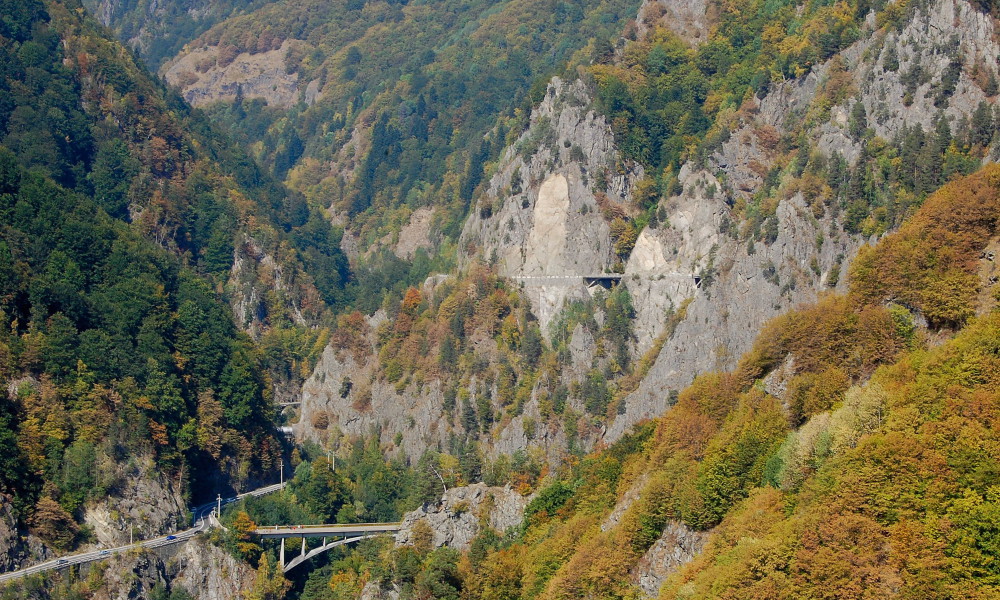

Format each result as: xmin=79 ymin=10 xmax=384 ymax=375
xmin=294 ymin=78 xmax=635 ymax=463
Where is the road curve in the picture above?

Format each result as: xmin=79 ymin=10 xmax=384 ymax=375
xmin=0 ymin=482 xmax=286 ymax=585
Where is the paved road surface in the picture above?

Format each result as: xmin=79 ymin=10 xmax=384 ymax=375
xmin=0 ymin=482 xmax=286 ymax=585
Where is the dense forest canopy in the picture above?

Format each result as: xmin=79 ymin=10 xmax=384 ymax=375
xmin=0 ymin=0 xmax=351 ymax=538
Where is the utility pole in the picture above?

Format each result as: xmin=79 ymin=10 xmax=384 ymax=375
xmin=279 ymin=458 xmax=284 ymax=487
xmin=216 ymin=493 xmax=221 ymax=519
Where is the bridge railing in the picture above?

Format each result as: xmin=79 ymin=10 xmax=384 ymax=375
xmin=261 ymin=522 xmax=401 ymax=529
xmin=252 ymin=522 xmax=402 ymax=537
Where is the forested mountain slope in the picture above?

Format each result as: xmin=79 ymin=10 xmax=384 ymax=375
xmin=354 ymin=160 xmax=1000 ymax=600
xmin=82 ymin=0 xmax=273 ymax=71
xmin=0 ymin=0 xmax=348 ymax=566
xmin=150 ymin=0 xmax=644 ymax=249
xmin=290 ymin=0 xmax=1000 ymax=475
xmin=5 ymin=0 xmax=1000 ymax=597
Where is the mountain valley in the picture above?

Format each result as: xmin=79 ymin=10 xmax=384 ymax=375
xmin=2 ymin=0 xmax=1000 ymax=598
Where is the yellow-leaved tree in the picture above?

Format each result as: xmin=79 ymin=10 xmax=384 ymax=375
xmin=244 ymin=553 xmax=290 ymax=600
xmin=231 ymin=511 xmax=262 ymax=559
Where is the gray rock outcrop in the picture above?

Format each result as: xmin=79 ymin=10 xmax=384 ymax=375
xmin=83 ymin=453 xmax=187 ymax=546
xmin=635 ymin=0 xmax=709 ymax=44
xmin=610 ymin=168 xmax=867 ymax=440
xmin=163 ymin=41 xmax=319 ymax=108
xmin=169 ymin=538 xmax=256 ymax=600
xmin=0 ymin=497 xmax=39 ymax=573
xmin=359 ymin=581 xmax=402 ymax=600
xmin=395 ymin=483 xmax=529 ymax=551
xmin=0 ymin=499 xmax=23 ymax=573
xmin=294 ymin=298 xmax=582 ymax=466
xmin=229 ymin=232 xmax=316 ymax=336
xmin=460 ymin=77 xmax=642 ymax=333
xmin=93 ymin=550 xmax=169 ymax=600
xmin=631 ymin=521 xmax=710 ymax=598
xmin=294 ymin=339 xmax=450 ymax=459
xmin=75 ymin=541 xmax=252 ymax=600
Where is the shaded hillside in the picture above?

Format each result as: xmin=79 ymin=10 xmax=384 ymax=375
xmin=156 ymin=0 xmax=643 ymax=246
xmin=0 ymin=0 xmax=349 ymax=559
xmin=82 ymin=0 xmax=273 ymax=71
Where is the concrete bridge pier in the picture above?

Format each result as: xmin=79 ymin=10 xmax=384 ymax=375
xmin=278 ymin=536 xmax=313 ymax=570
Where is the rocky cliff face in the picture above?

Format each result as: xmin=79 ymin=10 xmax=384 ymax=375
xmin=90 ymin=550 xmax=170 ymax=600
xmin=89 ymin=0 xmax=168 ymax=55
xmin=630 ymin=521 xmax=709 ymax=598
xmin=298 ymin=0 xmax=1000 ymax=466
xmin=460 ymin=77 xmax=642 ymax=333
xmin=294 ymin=303 xmax=582 ymax=464
xmin=83 ymin=454 xmax=188 ymax=547
xmin=79 ymin=541 xmax=253 ymax=600
xmin=0 ymin=497 xmax=49 ymax=573
xmin=607 ymin=0 xmax=1000 ymax=442
xmin=229 ymin=232 xmax=318 ymax=337
xmin=358 ymin=581 xmax=401 ymax=600
xmin=594 ymin=473 xmax=711 ymax=597
xmin=0 ymin=500 xmax=23 ymax=573
xmin=162 ymin=40 xmax=320 ymax=108
xmin=293 ymin=318 xmax=450 ymax=459
xmin=609 ymin=166 xmax=867 ymax=440
xmin=169 ymin=538 xmax=256 ymax=600
xmin=634 ymin=0 xmax=710 ymax=44
xmin=395 ymin=483 xmax=529 ymax=551
xmin=854 ymin=0 xmax=999 ymax=142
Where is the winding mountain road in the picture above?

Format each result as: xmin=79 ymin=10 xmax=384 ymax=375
xmin=0 ymin=482 xmax=286 ymax=585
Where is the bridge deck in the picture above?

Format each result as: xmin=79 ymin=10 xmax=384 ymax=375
xmin=255 ymin=523 xmax=401 ymax=538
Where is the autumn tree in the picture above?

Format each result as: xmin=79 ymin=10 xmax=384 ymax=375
xmin=29 ymin=497 xmax=79 ymax=550
xmin=231 ymin=511 xmax=262 ymax=560
xmin=245 ymin=553 xmax=290 ymax=600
